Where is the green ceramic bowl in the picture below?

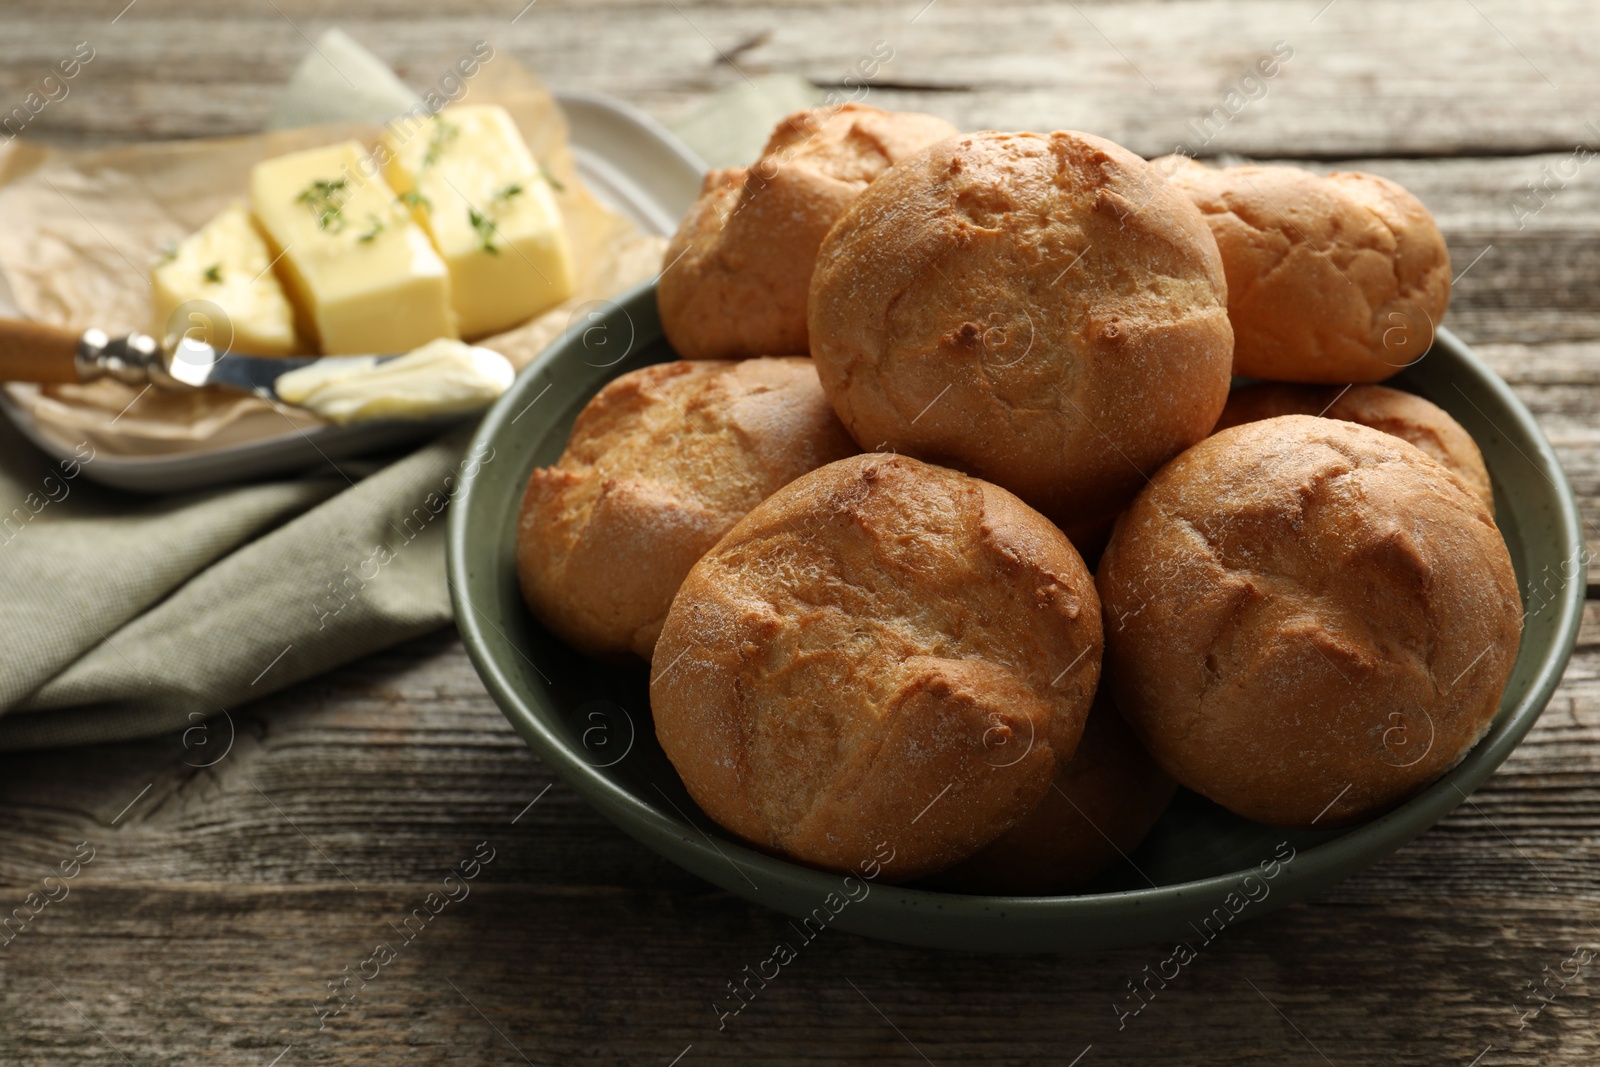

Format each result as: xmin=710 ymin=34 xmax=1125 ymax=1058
xmin=448 ymin=281 xmax=1584 ymax=952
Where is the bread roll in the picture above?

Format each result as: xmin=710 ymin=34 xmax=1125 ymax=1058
xmin=657 ymin=105 xmax=958 ymax=360
xmin=935 ymin=692 xmax=1176 ymax=894
xmin=809 ymin=130 xmax=1233 ymax=541
xmin=651 ymin=453 xmax=1103 ymax=881
xmin=1215 ymin=383 xmax=1493 ymax=512
xmin=1155 ymin=156 xmax=1451 ymax=383
xmin=516 ymin=358 xmax=858 ymax=660
xmin=1098 ymin=416 xmax=1521 ymax=828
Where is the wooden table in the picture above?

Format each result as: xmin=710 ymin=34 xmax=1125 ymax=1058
xmin=3 ymin=2 xmax=1598 ymax=1063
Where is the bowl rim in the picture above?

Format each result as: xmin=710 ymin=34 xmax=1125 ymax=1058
xmin=448 ymin=279 xmax=1586 ymax=949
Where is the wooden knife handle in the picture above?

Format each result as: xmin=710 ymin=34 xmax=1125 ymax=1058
xmin=0 ymin=317 xmax=82 ymax=384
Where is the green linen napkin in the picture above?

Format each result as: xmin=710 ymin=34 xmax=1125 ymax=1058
xmin=667 ymin=73 xmax=822 ymax=168
xmin=0 ymin=33 xmax=807 ymax=751
xmin=0 ymin=417 xmax=468 ymax=749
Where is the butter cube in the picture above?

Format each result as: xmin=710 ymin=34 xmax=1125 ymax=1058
xmin=381 ymin=106 xmax=575 ymax=339
xmin=151 ymin=203 xmax=298 ymax=356
xmin=250 ymin=140 xmax=457 ymax=355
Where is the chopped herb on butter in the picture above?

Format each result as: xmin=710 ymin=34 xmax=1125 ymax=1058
xmin=296 ymin=178 xmax=350 ymax=233
xmin=467 ymin=207 xmax=499 ymax=255
xmin=378 ymin=105 xmax=576 ymax=337
xmin=422 ymin=119 xmax=460 ymax=168
xmin=251 ymin=141 xmax=456 ymax=355
xmin=539 ymin=162 xmax=565 ymax=193
xmin=149 ymin=203 xmax=297 ymax=357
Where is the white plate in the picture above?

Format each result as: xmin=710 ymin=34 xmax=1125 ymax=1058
xmin=0 ymin=91 xmax=705 ymax=493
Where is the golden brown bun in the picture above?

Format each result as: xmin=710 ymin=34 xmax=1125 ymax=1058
xmin=657 ymin=105 xmax=959 ymax=360
xmin=651 ymin=453 xmax=1103 ymax=881
xmin=1215 ymin=383 xmax=1493 ymax=513
xmin=516 ymin=358 xmax=858 ymax=660
xmin=934 ymin=691 xmax=1177 ymax=894
xmin=1098 ymin=415 xmax=1521 ymax=828
xmin=809 ymin=130 xmax=1234 ymax=540
xmin=1154 ymin=156 xmax=1451 ymax=383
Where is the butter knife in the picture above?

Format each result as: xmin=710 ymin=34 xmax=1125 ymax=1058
xmin=0 ymin=316 xmax=380 ymax=400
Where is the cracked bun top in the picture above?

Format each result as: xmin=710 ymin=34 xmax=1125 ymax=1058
xmin=808 ymin=130 xmax=1234 ymax=542
xmin=656 ymin=104 xmax=959 ymax=360
xmin=1154 ymin=156 xmax=1451 ymax=383
xmin=516 ymin=358 xmax=859 ymax=661
xmin=650 ymin=452 xmax=1103 ymax=881
xmin=1098 ymin=415 xmax=1521 ymax=828
xmin=1214 ymin=383 xmax=1494 ymax=513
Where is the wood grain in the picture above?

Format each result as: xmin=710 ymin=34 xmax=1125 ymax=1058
xmin=2 ymin=623 xmax=1599 ymax=1067
xmin=2 ymin=1 xmax=1599 ymax=1064
xmin=2 ymin=0 xmax=1599 ymax=156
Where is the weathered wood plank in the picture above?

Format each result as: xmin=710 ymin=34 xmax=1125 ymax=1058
xmin=0 ymin=876 xmax=1596 ymax=1064
xmin=0 ymin=609 xmax=1592 ymax=1066
xmin=3 ymin=1 xmax=1600 ymax=157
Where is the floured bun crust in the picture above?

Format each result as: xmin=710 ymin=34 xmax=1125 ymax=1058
xmin=516 ymin=358 xmax=858 ymax=661
xmin=657 ymin=105 xmax=959 ymax=360
xmin=934 ymin=691 xmax=1177 ymax=894
xmin=1154 ymin=156 xmax=1451 ymax=383
xmin=809 ymin=130 xmax=1234 ymax=542
xmin=1215 ymin=383 xmax=1494 ymax=513
xmin=650 ymin=453 xmax=1103 ymax=881
xmin=1098 ymin=415 xmax=1520 ymax=828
